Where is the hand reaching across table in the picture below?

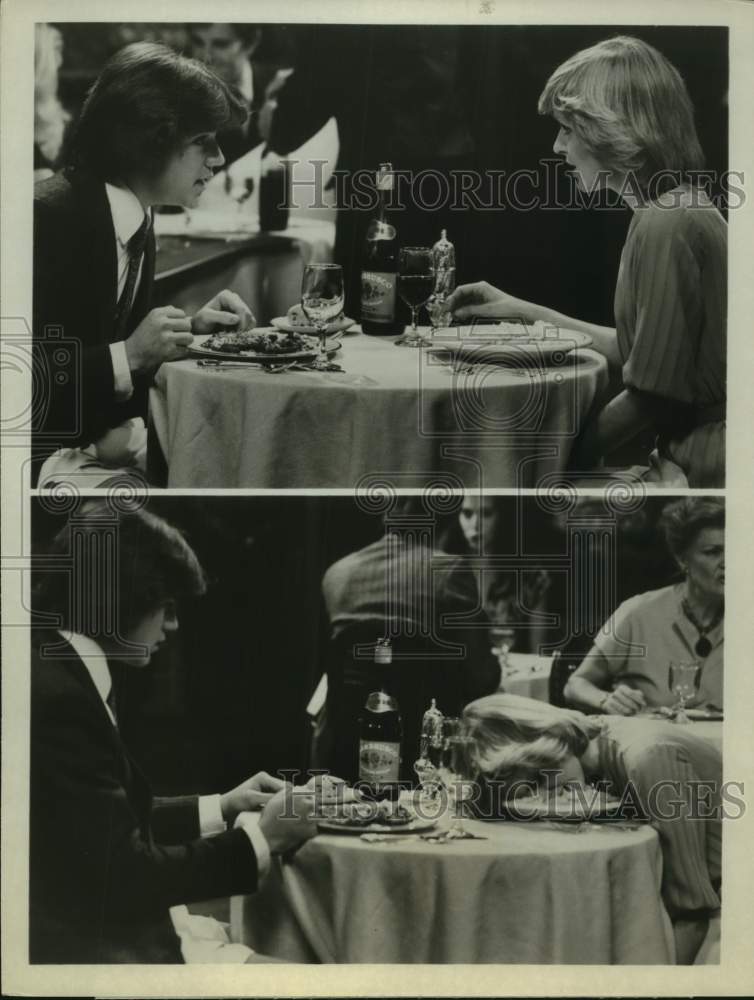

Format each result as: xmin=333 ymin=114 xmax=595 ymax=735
xmin=446 ymin=281 xmax=535 ymax=323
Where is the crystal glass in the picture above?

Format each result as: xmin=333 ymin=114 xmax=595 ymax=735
xmin=491 ymin=626 xmax=516 ymax=676
xmin=301 ymin=263 xmax=344 ymax=370
xmin=668 ymin=660 xmax=701 ymax=724
xmin=396 ymin=247 xmax=434 ymax=347
xmin=436 ymin=717 xmax=477 ymax=835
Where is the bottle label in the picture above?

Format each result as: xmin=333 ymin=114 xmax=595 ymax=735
xmin=361 ymin=271 xmax=397 ymax=323
xmin=359 ymin=740 xmax=401 ymax=782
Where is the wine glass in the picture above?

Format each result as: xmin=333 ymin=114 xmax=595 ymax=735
xmin=668 ymin=660 xmax=701 ymax=724
xmin=396 ymin=247 xmax=434 ymax=347
xmin=301 ymin=263 xmax=344 ymax=370
xmin=436 ymin=718 xmax=478 ymax=836
xmin=491 ymin=626 xmax=516 ymax=676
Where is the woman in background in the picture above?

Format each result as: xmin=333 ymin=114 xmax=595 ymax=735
xmin=438 ymin=493 xmax=551 ymax=655
xmin=463 ymin=692 xmax=722 ymax=963
xmin=448 ymin=36 xmax=726 ymax=487
xmin=564 ymin=497 xmax=724 ymax=715
xmin=34 ymin=23 xmax=70 ymax=180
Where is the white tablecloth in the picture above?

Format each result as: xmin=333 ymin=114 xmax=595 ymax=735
xmin=230 ymin=816 xmax=674 ymax=964
xmin=151 ymin=331 xmax=608 ymax=488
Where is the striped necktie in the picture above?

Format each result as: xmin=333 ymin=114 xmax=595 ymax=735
xmin=114 ymin=214 xmax=150 ymax=339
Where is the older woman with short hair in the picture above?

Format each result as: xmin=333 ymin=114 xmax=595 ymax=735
xmin=564 ymin=497 xmax=724 ymax=715
xmin=448 ymin=36 xmax=726 ymax=487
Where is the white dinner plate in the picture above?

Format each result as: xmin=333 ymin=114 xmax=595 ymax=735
xmin=271 ymin=315 xmax=357 ymax=335
xmin=427 ymin=326 xmax=592 ymax=368
xmin=188 ymin=331 xmax=343 ymax=364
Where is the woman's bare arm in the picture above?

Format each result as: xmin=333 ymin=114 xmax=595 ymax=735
xmin=565 ymin=650 xmax=646 ymax=715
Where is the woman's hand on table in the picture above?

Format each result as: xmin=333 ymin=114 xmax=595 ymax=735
xmin=191 ymin=289 xmax=256 ymax=336
xmin=601 ymin=684 xmax=647 ymax=716
xmin=220 ymin=771 xmax=290 ymax=824
xmin=446 ymin=282 xmax=537 ymax=323
xmin=124 ymin=306 xmax=194 ymax=371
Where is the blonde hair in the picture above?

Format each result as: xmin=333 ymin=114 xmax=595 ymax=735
xmin=538 ymin=36 xmax=704 ymax=191
xmin=463 ymin=693 xmax=602 ymax=788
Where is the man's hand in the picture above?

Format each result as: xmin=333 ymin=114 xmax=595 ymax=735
xmin=601 ymin=684 xmax=646 ymax=716
xmin=191 ymin=289 xmax=256 ymax=336
xmin=220 ymin=771 xmax=289 ymax=825
xmin=446 ymin=281 xmax=532 ymax=323
xmin=258 ymin=786 xmax=318 ymax=855
xmin=124 ymin=306 xmax=193 ymax=372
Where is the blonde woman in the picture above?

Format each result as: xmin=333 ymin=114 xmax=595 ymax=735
xmin=34 ymin=24 xmax=70 ymax=181
xmin=463 ymin=692 xmax=722 ymax=963
xmin=447 ymin=36 xmax=726 ymax=487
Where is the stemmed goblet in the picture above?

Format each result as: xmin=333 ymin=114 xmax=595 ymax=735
xmin=396 ymin=247 xmax=434 ymax=347
xmin=668 ymin=660 xmax=701 ymax=724
xmin=301 ymin=263 xmax=344 ymax=370
xmin=436 ymin=717 xmax=478 ymax=836
xmin=491 ymin=626 xmax=516 ymax=676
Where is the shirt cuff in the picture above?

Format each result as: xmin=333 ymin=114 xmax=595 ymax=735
xmin=198 ymin=794 xmax=227 ymax=837
xmin=234 ymin=811 xmax=271 ymax=880
xmin=110 ymin=341 xmax=134 ymax=400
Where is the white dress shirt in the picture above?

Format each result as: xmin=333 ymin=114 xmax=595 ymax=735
xmin=104 ymin=182 xmax=149 ymax=401
xmin=59 ymin=630 xmax=269 ymax=962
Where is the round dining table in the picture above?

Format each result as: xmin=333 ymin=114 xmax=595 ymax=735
xmin=230 ymin=812 xmax=674 ymax=964
xmin=150 ymin=328 xmax=608 ymax=489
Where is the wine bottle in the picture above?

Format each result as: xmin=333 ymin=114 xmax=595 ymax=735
xmin=360 ymin=163 xmax=404 ymax=335
xmin=357 ymin=639 xmax=402 ymax=800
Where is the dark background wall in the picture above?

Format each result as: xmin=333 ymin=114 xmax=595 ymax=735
xmin=31 ymin=496 xmax=679 ymax=796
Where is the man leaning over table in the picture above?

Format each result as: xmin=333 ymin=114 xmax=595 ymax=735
xmin=30 ymin=500 xmax=318 ymax=964
xmin=32 ymin=42 xmax=257 ymax=488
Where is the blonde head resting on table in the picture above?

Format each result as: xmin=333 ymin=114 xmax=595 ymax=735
xmin=462 ymin=693 xmax=603 ymax=795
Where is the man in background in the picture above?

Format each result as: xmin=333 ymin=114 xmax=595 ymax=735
xmin=319 ymin=496 xmax=501 ymax=779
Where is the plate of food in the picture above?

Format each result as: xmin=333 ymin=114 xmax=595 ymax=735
xmin=427 ymin=323 xmax=592 ymax=368
xmin=271 ymin=303 xmax=357 ymax=335
xmin=188 ymin=327 xmax=343 ymax=363
xmin=315 ymin=799 xmax=437 ymax=834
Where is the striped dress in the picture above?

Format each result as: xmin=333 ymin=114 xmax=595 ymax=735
xmin=591 ymin=716 xmax=722 ymax=919
xmin=614 ymin=186 xmax=727 ymax=487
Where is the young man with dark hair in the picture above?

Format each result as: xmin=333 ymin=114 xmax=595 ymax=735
xmin=33 ymin=43 xmax=256 ymax=486
xmin=30 ymin=500 xmax=317 ymax=963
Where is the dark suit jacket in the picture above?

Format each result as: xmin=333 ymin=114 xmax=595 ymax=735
xmin=32 ymin=169 xmax=156 ymax=467
xmin=30 ymin=633 xmax=259 ymax=964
